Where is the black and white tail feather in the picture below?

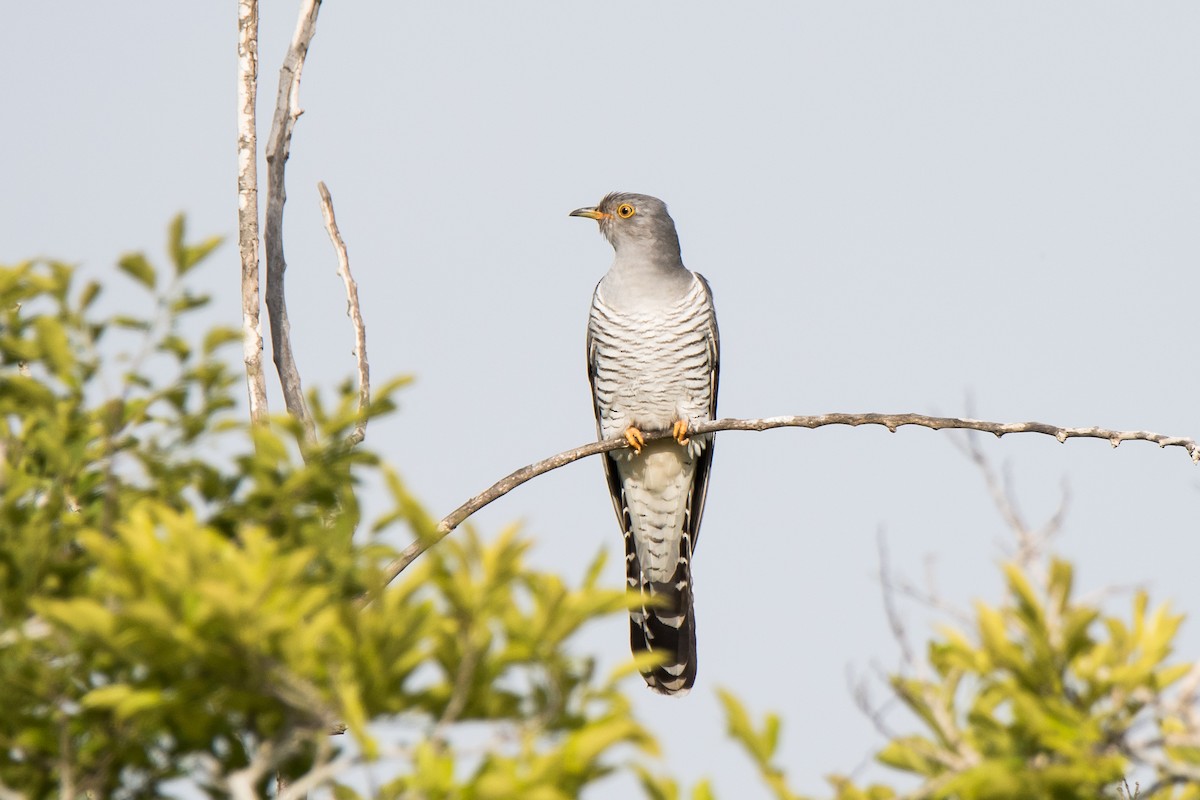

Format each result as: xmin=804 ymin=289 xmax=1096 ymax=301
xmin=612 ymin=446 xmax=712 ymax=694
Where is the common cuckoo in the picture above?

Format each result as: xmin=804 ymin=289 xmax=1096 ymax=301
xmin=571 ymin=192 xmax=719 ymax=695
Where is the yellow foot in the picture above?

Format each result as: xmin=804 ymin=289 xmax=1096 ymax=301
xmin=624 ymin=426 xmax=646 ymax=454
xmin=672 ymin=419 xmax=690 ymax=446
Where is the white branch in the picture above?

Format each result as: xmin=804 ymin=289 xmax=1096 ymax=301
xmin=236 ymin=0 xmax=268 ymax=423
xmin=226 ymin=739 xmax=276 ymax=800
xmin=377 ymin=412 xmax=1200 ymax=591
xmin=276 ymin=755 xmax=354 ymax=800
xmin=317 ymin=181 xmax=370 ymax=446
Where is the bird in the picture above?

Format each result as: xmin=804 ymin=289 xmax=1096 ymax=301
xmin=571 ymin=192 xmax=719 ymax=695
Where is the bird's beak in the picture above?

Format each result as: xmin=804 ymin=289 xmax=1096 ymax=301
xmin=570 ymin=206 xmax=610 ymax=220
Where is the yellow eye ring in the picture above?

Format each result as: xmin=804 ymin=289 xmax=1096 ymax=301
xmin=617 ymin=203 xmax=636 ymax=219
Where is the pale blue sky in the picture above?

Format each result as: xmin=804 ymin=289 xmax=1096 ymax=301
xmin=4 ymin=3 xmax=1200 ymax=796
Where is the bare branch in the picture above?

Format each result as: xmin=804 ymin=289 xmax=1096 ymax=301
xmin=0 ymin=778 xmax=24 ymax=800
xmin=876 ymin=528 xmax=916 ymax=669
xmin=954 ymin=430 xmax=1073 ymax=578
xmin=317 ymin=181 xmax=370 ymax=446
xmin=277 ymin=756 xmax=354 ymax=800
xmin=431 ymin=632 xmax=481 ymax=742
xmin=237 ymin=0 xmax=268 ymax=424
xmin=378 ymin=412 xmax=1200 ymax=590
xmin=56 ymin=718 xmax=73 ymax=800
xmin=263 ymin=0 xmax=322 ymax=444
xmin=1121 ymin=738 xmax=1200 ymax=791
xmin=226 ymin=740 xmax=277 ymax=800
xmin=873 ymin=532 xmax=978 ymax=770
xmin=847 ymin=663 xmax=901 ymax=741
xmin=1171 ymin=660 xmax=1200 ymax=728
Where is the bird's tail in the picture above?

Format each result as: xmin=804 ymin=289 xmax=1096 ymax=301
xmin=627 ymin=531 xmax=697 ymax=695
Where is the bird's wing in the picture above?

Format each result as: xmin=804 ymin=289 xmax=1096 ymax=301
xmin=586 ymin=287 xmax=627 ymax=530
xmin=686 ymin=272 xmax=720 ymax=550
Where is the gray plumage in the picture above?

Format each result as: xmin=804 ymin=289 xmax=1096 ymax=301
xmin=571 ymin=192 xmax=719 ymax=695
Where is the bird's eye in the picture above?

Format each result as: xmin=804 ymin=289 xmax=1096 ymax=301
xmin=617 ymin=203 xmax=636 ymax=219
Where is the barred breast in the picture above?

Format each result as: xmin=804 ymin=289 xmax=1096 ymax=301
xmin=587 ymin=274 xmax=716 ymax=443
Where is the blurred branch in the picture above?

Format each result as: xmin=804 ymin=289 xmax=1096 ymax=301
xmin=379 ymin=412 xmax=1200 ymax=589
xmin=874 ymin=530 xmax=979 ymax=774
xmin=876 ymin=528 xmax=916 ymax=668
xmin=432 ymin=631 xmax=480 ymax=741
xmin=0 ymin=778 xmax=23 ymax=800
xmin=236 ymin=0 xmax=268 ymax=423
xmin=56 ymin=719 xmax=73 ymax=800
xmin=952 ymin=431 xmax=1071 ymax=574
xmin=317 ymin=181 xmax=370 ymax=446
xmin=847 ymin=663 xmax=901 ymax=742
xmin=263 ymin=0 xmax=322 ymax=444
xmin=226 ymin=740 xmax=277 ymax=800
xmin=277 ymin=737 xmax=351 ymax=800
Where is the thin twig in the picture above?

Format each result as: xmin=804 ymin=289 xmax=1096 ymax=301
xmin=317 ymin=181 xmax=370 ymax=446
xmin=847 ymin=664 xmax=901 ymax=741
xmin=264 ymin=0 xmax=322 ymax=444
xmin=431 ymin=630 xmax=480 ymax=741
xmin=378 ymin=413 xmax=1200 ymax=590
xmin=236 ymin=0 xmax=268 ymax=423
xmin=876 ymin=528 xmax=915 ymax=668
xmin=875 ymin=531 xmax=978 ymax=769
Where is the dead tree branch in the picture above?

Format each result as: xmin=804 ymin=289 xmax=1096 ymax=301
xmin=317 ymin=181 xmax=370 ymax=446
xmin=236 ymin=0 xmax=268 ymax=423
xmin=952 ymin=431 xmax=1071 ymax=574
xmin=379 ymin=412 xmax=1200 ymax=589
xmin=264 ymin=0 xmax=323 ymax=444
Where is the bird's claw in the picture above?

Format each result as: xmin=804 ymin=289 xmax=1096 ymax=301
xmin=624 ymin=426 xmax=646 ymax=454
xmin=672 ymin=419 xmax=690 ymax=446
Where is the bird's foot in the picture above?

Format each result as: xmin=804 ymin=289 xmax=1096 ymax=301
xmin=672 ymin=419 xmax=690 ymax=446
xmin=624 ymin=426 xmax=646 ymax=454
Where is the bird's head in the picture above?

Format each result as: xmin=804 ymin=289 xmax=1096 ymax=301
xmin=570 ymin=192 xmax=680 ymax=255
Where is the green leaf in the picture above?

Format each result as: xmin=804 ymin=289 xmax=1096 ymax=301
xmin=33 ymin=316 xmax=72 ymax=376
xmin=117 ymin=252 xmax=156 ymax=290
xmin=635 ymin=767 xmax=679 ymax=800
xmin=158 ymin=334 xmax=191 ymax=361
xmin=81 ymin=684 xmax=164 ymax=722
xmin=167 ymin=214 xmax=222 ymax=274
xmin=78 ymin=279 xmax=102 ymax=310
xmin=181 ymin=236 xmax=223 ymax=275
xmin=167 ymin=213 xmax=186 ymax=266
xmin=170 ymin=291 xmax=210 ymax=314
xmin=202 ymin=326 xmax=241 ymax=356
xmin=876 ymin=736 xmax=943 ymax=777
xmin=112 ymin=314 xmax=152 ymax=331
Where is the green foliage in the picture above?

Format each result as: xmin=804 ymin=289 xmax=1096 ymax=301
xmin=0 ymin=221 xmax=655 ymax=797
xmin=715 ymin=555 xmax=1198 ymax=800
xmin=881 ymin=559 xmax=1185 ymax=799
xmin=716 ymin=688 xmax=804 ymax=800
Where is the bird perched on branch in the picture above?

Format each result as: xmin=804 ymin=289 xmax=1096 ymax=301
xmin=571 ymin=192 xmax=720 ymax=695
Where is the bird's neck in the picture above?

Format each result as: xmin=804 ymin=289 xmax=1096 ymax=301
xmin=602 ymin=246 xmax=694 ymax=308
